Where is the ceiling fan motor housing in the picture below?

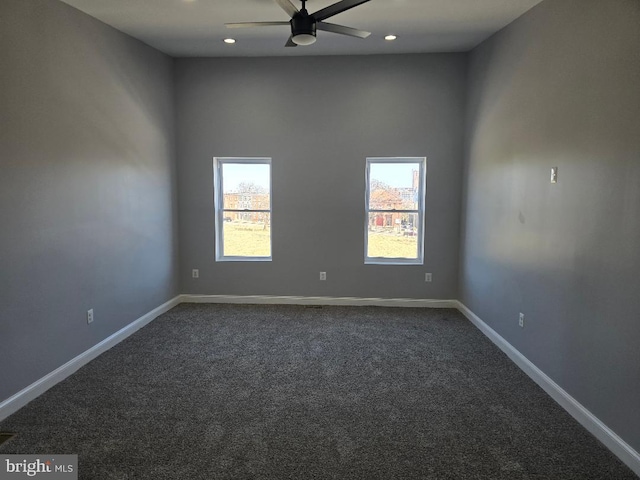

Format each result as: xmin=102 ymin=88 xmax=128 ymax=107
xmin=291 ymin=12 xmax=316 ymax=42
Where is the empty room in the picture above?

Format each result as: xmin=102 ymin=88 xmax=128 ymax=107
xmin=1 ymin=0 xmax=638 ymax=478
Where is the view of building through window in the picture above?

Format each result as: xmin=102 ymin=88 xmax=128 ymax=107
xmin=215 ymin=159 xmax=271 ymax=260
xmin=366 ymin=159 xmax=425 ymax=263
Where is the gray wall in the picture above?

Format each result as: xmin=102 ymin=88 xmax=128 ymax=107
xmin=176 ymin=54 xmax=467 ymax=299
xmin=461 ymin=0 xmax=640 ymax=452
xmin=0 ymin=0 xmax=179 ymax=403
xmin=4 ymin=0 xmax=636 ymax=461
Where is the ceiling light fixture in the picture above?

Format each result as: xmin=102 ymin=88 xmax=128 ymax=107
xmin=292 ymin=33 xmax=316 ymax=46
xmin=223 ymin=38 xmax=236 ymax=44
xmin=385 ymin=35 xmax=397 ymax=41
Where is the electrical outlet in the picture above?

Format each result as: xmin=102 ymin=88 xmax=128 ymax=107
xmin=519 ymin=313 xmax=525 ymax=328
xmin=551 ymin=167 xmax=558 ymax=184
xmin=192 ymin=269 xmax=199 ymax=279
xmin=87 ymin=309 xmax=94 ymax=324
xmin=425 ymin=273 xmax=432 ymax=282
xmin=319 ymin=272 xmax=327 ymax=281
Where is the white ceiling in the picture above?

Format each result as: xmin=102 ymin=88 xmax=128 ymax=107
xmin=59 ymin=0 xmax=543 ymax=57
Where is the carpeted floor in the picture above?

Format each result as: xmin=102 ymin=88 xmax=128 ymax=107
xmin=1 ymin=304 xmax=636 ymax=479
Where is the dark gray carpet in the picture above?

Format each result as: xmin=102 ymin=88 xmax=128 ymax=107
xmin=1 ymin=304 xmax=636 ymax=479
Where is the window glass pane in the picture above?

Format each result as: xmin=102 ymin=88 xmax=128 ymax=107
xmin=366 ymin=158 xmax=424 ymax=264
xmin=368 ymin=163 xmax=420 ymax=210
xmin=215 ymin=158 xmax=272 ymax=261
xmin=222 ymin=163 xmax=270 ymax=210
xmin=222 ymin=213 xmax=271 ymax=257
xmin=367 ymin=212 xmax=418 ymax=259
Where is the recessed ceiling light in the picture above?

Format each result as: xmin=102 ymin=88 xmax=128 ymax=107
xmin=384 ymin=35 xmax=397 ymax=41
xmin=223 ymin=38 xmax=236 ymax=44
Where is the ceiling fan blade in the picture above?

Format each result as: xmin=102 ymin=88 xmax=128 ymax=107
xmin=285 ymin=36 xmax=298 ymax=47
xmin=316 ymin=22 xmax=370 ymax=39
xmin=312 ymin=0 xmax=370 ymax=22
xmin=225 ymin=21 xmax=290 ymax=28
xmin=275 ymin=0 xmax=299 ymax=18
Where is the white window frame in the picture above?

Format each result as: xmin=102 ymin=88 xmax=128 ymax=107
xmin=213 ymin=157 xmax=272 ymax=262
xmin=364 ymin=157 xmax=426 ymax=265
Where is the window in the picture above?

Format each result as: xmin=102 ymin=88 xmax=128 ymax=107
xmin=365 ymin=157 xmax=426 ymax=264
xmin=214 ymin=158 xmax=272 ymax=261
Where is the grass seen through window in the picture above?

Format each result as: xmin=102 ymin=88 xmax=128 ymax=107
xmin=222 ymin=222 xmax=271 ymax=257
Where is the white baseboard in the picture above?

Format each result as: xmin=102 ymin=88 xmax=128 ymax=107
xmin=0 ymin=296 xmax=181 ymax=422
xmin=179 ymin=294 xmax=458 ymax=309
xmin=455 ymin=301 xmax=640 ymax=477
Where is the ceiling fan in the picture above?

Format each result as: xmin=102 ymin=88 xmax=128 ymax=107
xmin=225 ymin=0 xmax=372 ymax=47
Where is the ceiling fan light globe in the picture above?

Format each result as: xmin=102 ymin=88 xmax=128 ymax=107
xmin=292 ymin=33 xmax=316 ymax=45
